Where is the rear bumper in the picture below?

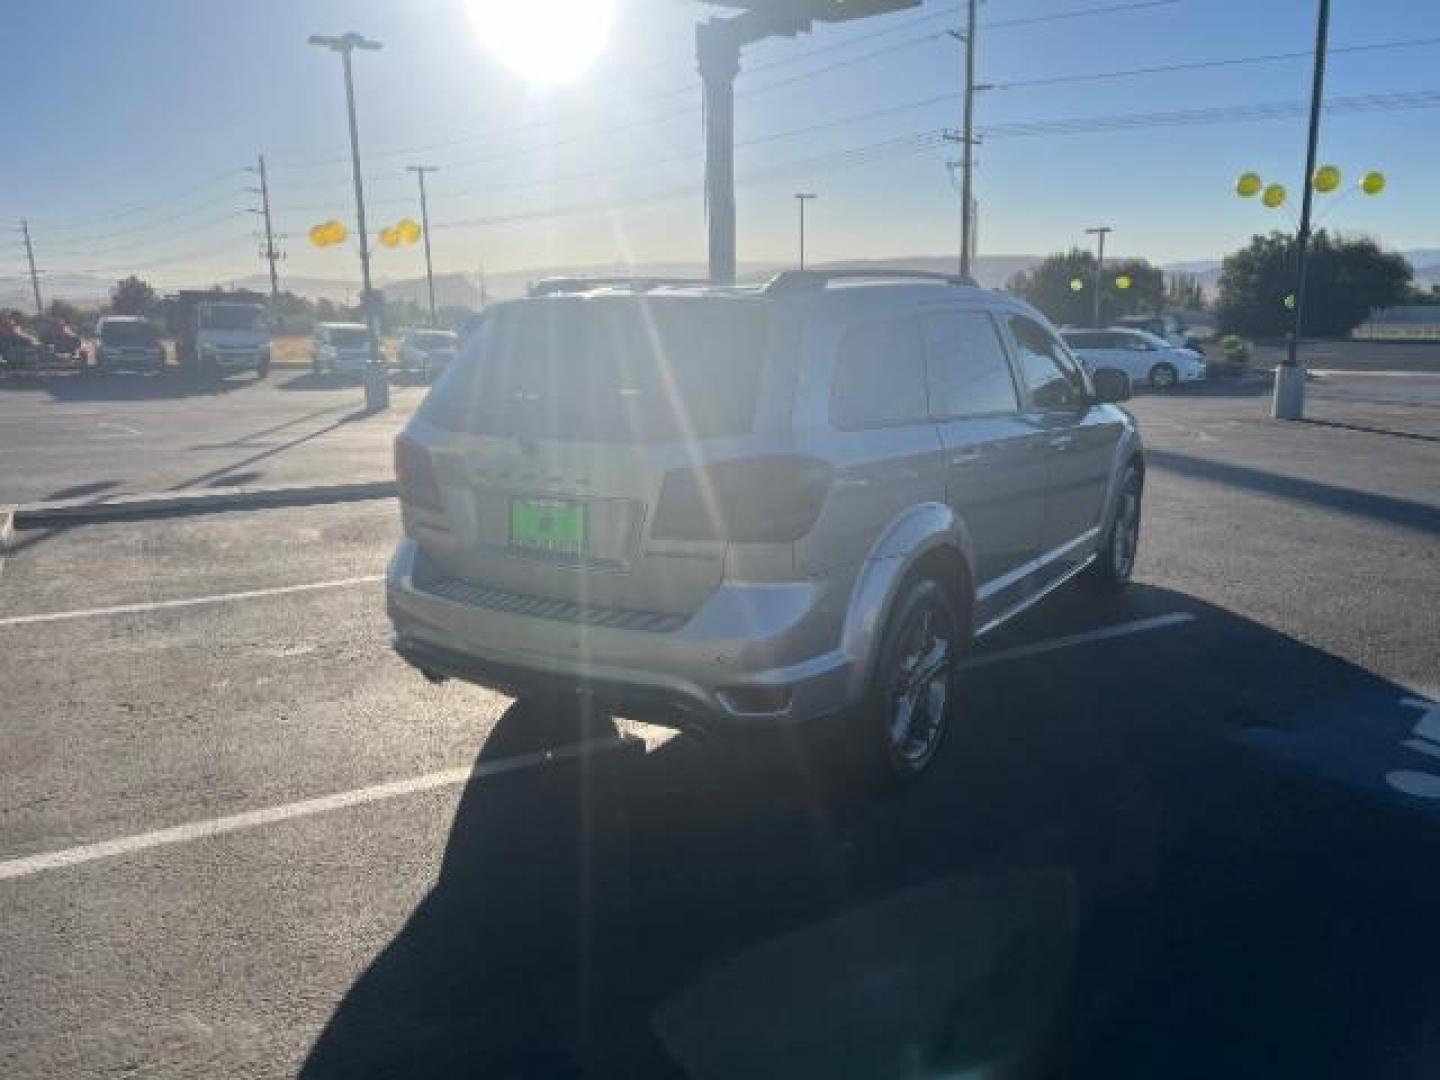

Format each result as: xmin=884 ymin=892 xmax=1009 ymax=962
xmin=98 ymin=353 xmax=164 ymax=370
xmin=386 ymin=538 xmax=858 ymax=730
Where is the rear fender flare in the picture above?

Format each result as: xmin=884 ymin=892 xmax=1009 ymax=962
xmin=839 ymin=502 xmax=976 ymax=702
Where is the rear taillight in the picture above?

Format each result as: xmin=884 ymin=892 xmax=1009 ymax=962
xmin=650 ymin=455 xmax=831 ymax=543
xmin=394 ymin=433 xmax=443 ymax=511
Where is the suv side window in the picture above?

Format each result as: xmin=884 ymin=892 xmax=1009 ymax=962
xmin=830 ymin=318 xmax=928 ymax=429
xmin=923 ymin=310 xmax=1019 ymax=418
xmin=1009 ymin=315 xmax=1088 ymax=410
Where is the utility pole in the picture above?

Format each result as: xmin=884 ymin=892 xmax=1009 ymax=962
xmin=1085 ymin=226 xmax=1112 ymax=328
xmin=406 ymin=165 xmax=440 ymax=325
xmin=1273 ymin=0 xmax=1331 ymax=421
xmin=794 ymin=192 xmax=817 ymax=269
xmin=246 ymin=155 xmax=283 ymax=308
xmin=20 ymin=220 xmax=43 ymax=319
xmin=309 ymin=31 xmax=387 ymax=411
xmin=944 ymin=5 xmax=987 ymax=281
xmin=959 ymin=0 xmax=977 ymax=280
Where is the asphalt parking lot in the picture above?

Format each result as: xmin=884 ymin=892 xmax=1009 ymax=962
xmin=2 ymin=353 xmax=1438 ymax=1077
xmin=0 ymin=368 xmax=425 ymax=507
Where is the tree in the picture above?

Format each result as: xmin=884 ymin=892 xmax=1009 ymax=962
xmin=109 ymin=275 xmax=159 ymax=318
xmin=1007 ymin=249 xmax=1163 ymax=326
xmin=45 ymin=299 xmax=100 ymax=335
xmin=1216 ymin=230 xmax=1412 ymax=337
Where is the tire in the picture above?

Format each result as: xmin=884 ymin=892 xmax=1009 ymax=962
xmin=1149 ymin=362 xmax=1177 ymax=390
xmin=851 ymin=577 xmax=966 ymax=788
xmin=256 ymin=358 xmax=270 ymax=379
xmin=1088 ymin=465 xmax=1142 ymax=591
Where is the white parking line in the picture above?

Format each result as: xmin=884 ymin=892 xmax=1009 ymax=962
xmin=0 ymin=610 xmax=1195 ymax=883
xmin=0 ymin=575 xmax=384 ymax=629
xmin=0 ymin=735 xmax=638 ymax=883
xmin=963 ymin=612 xmax=1196 ymax=669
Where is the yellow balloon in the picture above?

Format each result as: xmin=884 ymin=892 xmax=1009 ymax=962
xmin=1261 ymin=183 xmax=1287 ymax=209
xmin=1069 ymin=278 xmax=1084 ymax=292
xmin=1361 ymin=170 xmax=1386 ymax=195
xmin=397 ymin=218 xmax=423 ymax=244
xmin=379 ymin=227 xmax=400 ymax=249
xmin=1115 ymin=274 xmax=1132 ymax=291
xmin=1312 ymin=164 xmax=1341 ymax=193
xmin=309 ymin=223 xmax=331 ymax=247
xmin=1235 ymin=171 xmax=1263 ymax=198
xmin=323 ymin=220 xmax=347 ymax=246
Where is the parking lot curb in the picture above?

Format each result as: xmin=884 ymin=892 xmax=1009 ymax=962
xmin=10 ymin=481 xmax=397 ymax=529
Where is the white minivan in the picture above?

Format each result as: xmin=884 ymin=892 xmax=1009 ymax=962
xmin=311 ymin=322 xmax=374 ymax=376
xmin=1061 ymin=328 xmax=1206 ymax=390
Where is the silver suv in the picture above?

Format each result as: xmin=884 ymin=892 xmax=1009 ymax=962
xmin=387 ymin=270 xmax=1143 ymax=782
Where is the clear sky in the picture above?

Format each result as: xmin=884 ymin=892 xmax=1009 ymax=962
xmin=3 ymin=0 xmax=1438 ymax=290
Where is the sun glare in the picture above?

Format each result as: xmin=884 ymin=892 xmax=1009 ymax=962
xmin=469 ymin=0 xmax=615 ymax=85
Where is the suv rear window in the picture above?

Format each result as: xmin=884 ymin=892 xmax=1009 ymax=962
xmin=100 ymin=321 xmax=158 ymax=346
xmin=422 ymin=297 xmax=771 ymax=443
xmin=327 ymin=328 xmax=370 ymax=348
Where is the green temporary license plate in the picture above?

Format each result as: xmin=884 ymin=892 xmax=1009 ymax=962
xmin=510 ymin=498 xmax=586 ymax=557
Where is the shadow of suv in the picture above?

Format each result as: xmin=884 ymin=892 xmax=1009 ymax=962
xmin=387 ymin=270 xmax=1141 ymax=783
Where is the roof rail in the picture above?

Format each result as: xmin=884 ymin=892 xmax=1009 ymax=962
xmin=763 ymin=267 xmax=978 ymax=293
xmin=526 ymin=275 xmax=708 ymax=297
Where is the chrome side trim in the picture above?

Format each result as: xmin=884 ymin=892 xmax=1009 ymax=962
xmin=975 ymin=551 xmax=1098 ymax=639
xmin=975 ymin=527 xmax=1100 ymax=603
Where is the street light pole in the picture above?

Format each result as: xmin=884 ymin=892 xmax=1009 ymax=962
xmin=406 ymin=165 xmax=440 ymax=325
xmin=1086 ymin=226 xmax=1112 ymax=328
xmin=794 ymin=192 xmax=816 ymax=269
xmin=1274 ymin=0 xmax=1331 ymax=421
xmin=309 ymin=31 xmax=387 ymax=411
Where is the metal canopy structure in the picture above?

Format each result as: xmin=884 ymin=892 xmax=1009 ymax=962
xmin=695 ymin=0 xmax=920 ymax=283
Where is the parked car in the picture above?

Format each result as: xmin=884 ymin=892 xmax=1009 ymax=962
xmin=387 ymin=270 xmax=1143 ymax=785
xmin=1115 ymin=314 xmax=1209 ymax=352
xmin=94 ymin=316 xmax=166 ymax=372
xmin=1061 ymin=327 xmax=1206 ymax=389
xmin=0 ymin=316 xmax=41 ymax=366
xmin=396 ymin=328 xmax=458 ymax=375
xmin=39 ymin=319 xmax=86 ymax=365
xmin=311 ymin=322 xmax=374 ymax=377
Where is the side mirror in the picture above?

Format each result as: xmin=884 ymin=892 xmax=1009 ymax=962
xmin=1092 ymin=367 xmax=1131 ymax=403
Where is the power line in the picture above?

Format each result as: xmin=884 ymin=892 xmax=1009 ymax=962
xmin=267 ymin=0 xmax=1182 ymax=177
xmin=983 ymin=88 xmax=1440 ymax=138
xmin=38 ymin=197 xmax=250 ymax=257
xmin=28 ymin=169 xmax=246 ymax=233
xmin=992 ymin=33 xmax=1440 ymax=90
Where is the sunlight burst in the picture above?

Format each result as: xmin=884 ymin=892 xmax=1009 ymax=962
xmin=469 ymin=0 xmax=615 ymax=84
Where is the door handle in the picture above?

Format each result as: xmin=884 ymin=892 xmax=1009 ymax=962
xmin=950 ymin=449 xmax=982 ymax=466
xmin=1047 ymin=434 xmax=1076 ymax=450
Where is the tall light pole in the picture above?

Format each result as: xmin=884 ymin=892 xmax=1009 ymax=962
xmin=406 ymin=166 xmax=440 ymax=325
xmin=309 ymin=31 xmax=387 ymax=411
xmin=1274 ymin=0 xmax=1331 ymax=420
xmin=794 ymin=192 xmax=817 ymax=269
xmin=1085 ymin=226 xmax=1112 ymax=328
